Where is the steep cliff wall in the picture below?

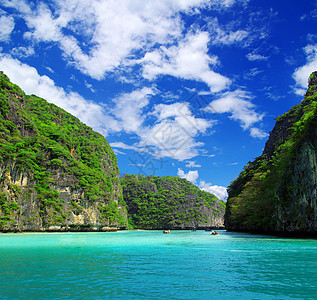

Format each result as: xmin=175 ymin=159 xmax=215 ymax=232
xmin=225 ymin=72 xmax=317 ymax=236
xmin=122 ymin=174 xmax=225 ymax=229
xmin=0 ymin=73 xmax=127 ymax=231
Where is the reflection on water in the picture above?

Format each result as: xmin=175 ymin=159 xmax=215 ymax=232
xmin=0 ymin=230 xmax=316 ymax=299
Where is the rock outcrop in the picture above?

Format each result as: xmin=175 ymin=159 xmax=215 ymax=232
xmin=0 ymin=73 xmax=127 ymax=232
xmin=225 ymin=72 xmax=317 ymax=236
xmin=122 ymin=174 xmax=225 ymax=229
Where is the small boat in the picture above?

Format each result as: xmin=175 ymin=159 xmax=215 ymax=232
xmin=163 ymin=230 xmax=170 ymax=234
xmin=211 ymin=231 xmax=219 ymax=235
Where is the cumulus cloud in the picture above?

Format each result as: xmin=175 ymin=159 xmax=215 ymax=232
xmin=177 ymin=168 xmax=199 ymax=184
xmin=293 ymin=44 xmax=317 ymax=95
xmin=3 ymin=0 xmax=219 ymax=80
xmin=140 ymin=30 xmax=230 ymax=92
xmin=110 ymin=87 xmax=155 ymax=134
xmin=204 ymin=90 xmax=264 ymax=130
xmin=140 ymin=102 xmax=214 ymax=160
xmin=199 ymin=181 xmax=228 ymax=200
xmin=1 ymin=0 xmax=238 ymax=93
xmin=0 ymin=14 xmax=15 ymax=41
xmin=112 ymin=100 xmax=215 ymax=160
xmin=151 ymin=102 xmax=212 ymax=135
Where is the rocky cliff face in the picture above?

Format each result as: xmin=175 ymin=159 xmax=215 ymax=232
xmin=225 ymin=72 xmax=317 ymax=236
xmin=274 ymin=113 xmax=317 ymax=233
xmin=0 ymin=73 xmax=127 ymax=232
xmin=122 ymin=174 xmax=225 ymax=229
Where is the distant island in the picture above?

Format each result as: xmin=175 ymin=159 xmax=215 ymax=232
xmin=122 ymin=174 xmax=224 ymax=230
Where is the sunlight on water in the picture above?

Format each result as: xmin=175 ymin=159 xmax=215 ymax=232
xmin=0 ymin=230 xmax=316 ymax=299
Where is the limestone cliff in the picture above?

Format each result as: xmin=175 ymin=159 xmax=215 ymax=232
xmin=122 ymin=174 xmax=225 ymax=229
xmin=225 ymin=72 xmax=317 ymax=236
xmin=0 ymin=72 xmax=127 ymax=232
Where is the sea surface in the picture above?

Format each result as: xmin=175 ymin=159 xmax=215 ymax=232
xmin=0 ymin=230 xmax=316 ymax=299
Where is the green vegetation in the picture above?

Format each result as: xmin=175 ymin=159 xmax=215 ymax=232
xmin=0 ymin=72 xmax=127 ymax=231
xmin=122 ymin=174 xmax=224 ymax=229
xmin=225 ymin=71 xmax=317 ymax=234
xmin=0 ymin=191 xmax=20 ymax=227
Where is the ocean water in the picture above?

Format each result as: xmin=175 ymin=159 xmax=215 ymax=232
xmin=0 ymin=230 xmax=316 ymax=300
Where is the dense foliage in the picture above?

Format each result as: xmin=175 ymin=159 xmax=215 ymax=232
xmin=0 ymin=72 xmax=127 ymax=230
xmin=122 ymin=174 xmax=225 ymax=229
xmin=225 ymin=71 xmax=317 ymax=234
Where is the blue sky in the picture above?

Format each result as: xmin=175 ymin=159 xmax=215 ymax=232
xmin=0 ymin=0 xmax=316 ymax=200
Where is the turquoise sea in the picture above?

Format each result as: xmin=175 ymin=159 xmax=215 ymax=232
xmin=0 ymin=230 xmax=316 ymax=300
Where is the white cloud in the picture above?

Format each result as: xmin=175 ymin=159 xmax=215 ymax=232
xmin=141 ymin=102 xmax=214 ymax=160
xmin=2 ymin=0 xmax=32 ymax=14
xmin=151 ymin=102 xmax=212 ymax=134
xmin=84 ymin=81 xmax=96 ymax=93
xmin=11 ymin=46 xmax=35 ymax=58
xmin=246 ymin=52 xmax=268 ymax=61
xmin=110 ymin=142 xmax=150 ymax=154
xmin=204 ymin=90 xmax=264 ymax=130
xmin=23 ymin=3 xmax=66 ymax=42
xmin=0 ymin=55 xmax=115 ymax=135
xmin=215 ymin=29 xmax=248 ymax=45
xmin=3 ymin=0 xmax=219 ymax=80
xmin=129 ymin=163 xmax=146 ymax=167
xmin=112 ymin=149 xmax=126 ymax=156
xmin=2 ymin=0 xmax=235 ymax=96
xmin=293 ymin=44 xmax=317 ymax=95
xmin=209 ymin=18 xmax=249 ymax=46
xmin=199 ymin=181 xmax=228 ymax=200
xmin=250 ymin=127 xmax=268 ymax=139
xmin=177 ymin=168 xmax=199 ymax=184
xmin=109 ymin=100 xmax=214 ymax=161
xmin=244 ymin=68 xmax=263 ymax=79
xmin=110 ymin=87 xmax=155 ymax=134
xmin=185 ymin=161 xmax=201 ymax=168
xmin=204 ymin=154 xmax=215 ymax=158
xmin=45 ymin=66 xmax=54 ymax=73
xmin=0 ymin=14 xmax=15 ymax=41
xmin=140 ymin=30 xmax=230 ymax=92
xmin=110 ymin=142 xmax=139 ymax=151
